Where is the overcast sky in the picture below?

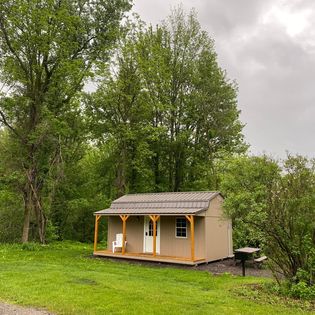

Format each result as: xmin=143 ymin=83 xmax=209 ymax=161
xmin=133 ymin=0 xmax=315 ymax=158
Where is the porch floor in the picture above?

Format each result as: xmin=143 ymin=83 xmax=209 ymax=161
xmin=93 ymin=250 xmax=206 ymax=265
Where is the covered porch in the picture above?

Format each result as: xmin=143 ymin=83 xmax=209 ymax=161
xmin=93 ymin=213 xmax=205 ymax=265
xmin=93 ymin=250 xmax=206 ymax=265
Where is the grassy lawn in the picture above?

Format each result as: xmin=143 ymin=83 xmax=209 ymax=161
xmin=0 ymin=242 xmax=312 ymax=315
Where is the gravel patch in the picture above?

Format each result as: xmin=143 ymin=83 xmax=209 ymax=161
xmin=0 ymin=302 xmax=54 ymax=315
xmin=94 ymin=256 xmax=273 ymax=278
xmin=196 ymin=259 xmax=273 ymax=278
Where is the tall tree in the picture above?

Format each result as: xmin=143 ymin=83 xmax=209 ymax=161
xmin=85 ymin=18 xmax=156 ymax=195
xmin=137 ymin=8 xmax=246 ymax=191
xmin=0 ymin=0 xmax=131 ymax=243
xmin=87 ymin=7 xmax=246 ymax=194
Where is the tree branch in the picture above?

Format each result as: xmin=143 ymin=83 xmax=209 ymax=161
xmin=0 ymin=109 xmax=24 ymax=142
xmin=0 ymin=18 xmax=28 ymax=76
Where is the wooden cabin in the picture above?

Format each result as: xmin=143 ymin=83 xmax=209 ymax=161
xmin=93 ymin=191 xmax=233 ymax=265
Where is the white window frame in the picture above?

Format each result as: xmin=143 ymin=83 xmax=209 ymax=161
xmin=175 ymin=217 xmax=187 ymax=238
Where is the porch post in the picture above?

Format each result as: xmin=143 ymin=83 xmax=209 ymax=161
xmin=149 ymin=215 xmax=160 ymax=257
xmin=185 ymin=215 xmax=195 ymax=261
xmin=93 ymin=215 xmax=101 ymax=252
xmin=120 ymin=215 xmax=129 ymax=255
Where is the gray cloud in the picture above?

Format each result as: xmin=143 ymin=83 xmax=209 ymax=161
xmin=197 ymin=0 xmax=273 ymax=36
xmin=133 ymin=0 xmax=315 ymax=158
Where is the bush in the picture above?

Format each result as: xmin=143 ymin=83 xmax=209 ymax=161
xmin=289 ymin=282 xmax=315 ymax=300
xmin=266 ymin=281 xmax=315 ymax=301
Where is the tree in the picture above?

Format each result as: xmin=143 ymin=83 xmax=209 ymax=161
xmin=221 ymin=155 xmax=315 ymax=285
xmin=86 ymin=7 xmax=246 ymax=195
xmin=50 ymin=147 xmax=110 ymax=242
xmin=137 ymin=8 xmax=246 ymax=191
xmin=0 ymin=0 xmax=131 ymax=243
xmin=85 ymin=18 xmax=155 ymax=196
xmin=219 ymin=155 xmax=280 ymax=248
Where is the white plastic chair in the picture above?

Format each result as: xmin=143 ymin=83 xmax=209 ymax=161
xmin=112 ymin=233 xmax=127 ymax=253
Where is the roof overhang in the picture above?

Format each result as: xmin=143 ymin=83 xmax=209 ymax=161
xmin=94 ymin=207 xmax=207 ymax=216
xmin=94 ymin=191 xmax=223 ymax=217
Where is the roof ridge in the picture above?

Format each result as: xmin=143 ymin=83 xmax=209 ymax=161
xmin=122 ymin=191 xmax=220 ymax=196
xmin=112 ymin=200 xmax=212 ymax=204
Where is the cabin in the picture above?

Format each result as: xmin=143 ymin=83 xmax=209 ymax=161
xmin=93 ymin=191 xmax=233 ymax=265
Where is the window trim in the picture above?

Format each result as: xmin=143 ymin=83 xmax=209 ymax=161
xmin=175 ymin=217 xmax=187 ymax=239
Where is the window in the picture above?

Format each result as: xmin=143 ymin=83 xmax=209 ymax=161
xmin=148 ymin=219 xmax=157 ymax=236
xmin=175 ymin=217 xmax=187 ymax=238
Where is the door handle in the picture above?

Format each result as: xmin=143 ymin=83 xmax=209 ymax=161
xmin=145 ymin=232 xmax=148 ymax=236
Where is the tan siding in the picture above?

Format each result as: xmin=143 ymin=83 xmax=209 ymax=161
xmin=107 ymin=216 xmax=143 ymax=253
xmin=160 ymin=216 xmax=205 ymax=259
xmin=205 ymin=195 xmax=233 ymax=261
xmin=107 ymin=215 xmax=207 ymax=260
xmin=206 ymin=194 xmax=224 ymax=217
xmin=107 ymin=216 xmax=117 ymax=250
xmin=195 ymin=216 xmax=205 ymax=259
xmin=160 ymin=216 xmax=189 ymax=258
xmin=205 ymin=217 xmax=231 ymax=261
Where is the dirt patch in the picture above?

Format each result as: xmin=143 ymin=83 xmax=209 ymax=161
xmin=0 ymin=302 xmax=54 ymax=315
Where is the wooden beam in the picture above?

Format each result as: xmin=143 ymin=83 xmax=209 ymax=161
xmin=119 ymin=215 xmax=129 ymax=255
xmin=149 ymin=215 xmax=160 ymax=257
xmin=185 ymin=215 xmax=195 ymax=261
xmin=93 ymin=215 xmax=101 ymax=252
xmin=149 ymin=215 xmax=160 ymax=222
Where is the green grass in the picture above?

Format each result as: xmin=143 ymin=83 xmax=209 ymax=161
xmin=0 ymin=242 xmax=313 ymax=315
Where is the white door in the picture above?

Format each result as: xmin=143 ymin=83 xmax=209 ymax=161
xmin=143 ymin=217 xmax=160 ymax=254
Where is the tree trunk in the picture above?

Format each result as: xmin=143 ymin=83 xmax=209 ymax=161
xmin=153 ymin=152 xmax=160 ymax=192
xmin=174 ymin=146 xmax=184 ymax=192
xmin=21 ymin=200 xmax=31 ymax=243
xmin=34 ymin=201 xmax=46 ymax=244
xmin=115 ymin=144 xmax=127 ymax=197
xmin=25 ymin=167 xmax=47 ymax=243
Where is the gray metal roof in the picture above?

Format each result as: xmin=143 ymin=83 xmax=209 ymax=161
xmin=95 ymin=191 xmax=221 ymax=216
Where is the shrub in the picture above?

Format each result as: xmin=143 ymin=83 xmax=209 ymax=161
xmin=289 ymin=282 xmax=315 ymax=300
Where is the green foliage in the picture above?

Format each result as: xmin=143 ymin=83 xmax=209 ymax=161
xmin=86 ymin=7 xmax=246 ymax=195
xmin=50 ymin=148 xmax=110 ymax=242
xmin=0 ymin=0 xmax=131 ymax=242
xmin=266 ymin=280 xmax=315 ymax=302
xmin=289 ymin=281 xmax=315 ymax=300
xmin=0 ymin=188 xmax=23 ymax=243
xmin=236 ymin=282 xmax=314 ymax=311
xmin=221 ymin=155 xmax=315 ymax=287
xmin=21 ymin=242 xmax=41 ymax=251
xmin=0 ymin=131 xmax=24 ymax=242
xmin=219 ymin=155 xmax=279 ymax=248
xmin=0 ymin=4 xmax=245 ymax=244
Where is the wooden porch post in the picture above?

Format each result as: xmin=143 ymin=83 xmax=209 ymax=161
xmin=185 ymin=215 xmax=195 ymax=261
xmin=149 ymin=215 xmax=160 ymax=257
xmin=93 ymin=215 xmax=101 ymax=252
xmin=119 ymin=215 xmax=129 ymax=255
